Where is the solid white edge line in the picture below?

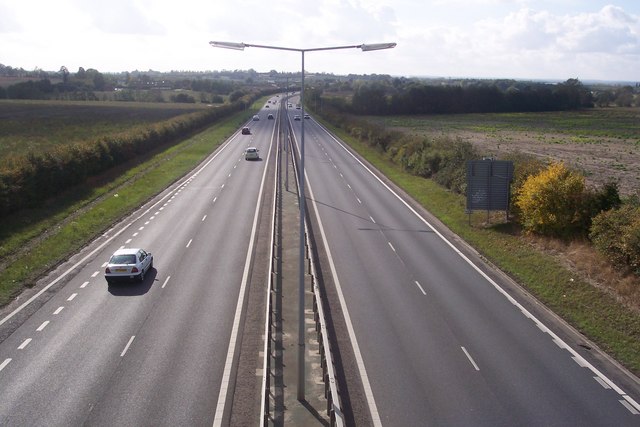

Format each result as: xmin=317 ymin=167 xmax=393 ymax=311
xmin=315 ymin=122 xmax=640 ymax=419
xmin=622 ymin=394 xmax=640 ymax=413
xmin=461 ymin=346 xmax=480 ymax=371
xmin=212 ymin=123 xmax=274 ymax=427
xmin=120 ymin=335 xmax=135 ymax=357
xmin=620 ymin=399 xmax=640 ymax=415
xmin=0 ymin=358 xmax=11 ymax=372
xmin=0 ymin=128 xmax=238 ymax=328
xmin=293 ymin=133 xmax=383 ymax=426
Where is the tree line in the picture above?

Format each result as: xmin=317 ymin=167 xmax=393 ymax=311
xmin=344 ymin=78 xmax=595 ymax=115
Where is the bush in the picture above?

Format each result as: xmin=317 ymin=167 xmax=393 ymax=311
xmin=590 ymin=204 xmax=640 ymax=275
xmin=515 ymin=162 xmax=588 ymax=237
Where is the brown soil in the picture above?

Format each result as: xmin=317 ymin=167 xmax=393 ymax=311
xmin=433 ymin=129 xmax=639 ymax=196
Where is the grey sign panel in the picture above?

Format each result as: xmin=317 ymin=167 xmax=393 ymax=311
xmin=466 ymin=160 xmax=514 ymax=212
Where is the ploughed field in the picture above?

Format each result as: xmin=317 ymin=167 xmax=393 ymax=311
xmin=377 ymin=108 xmax=640 ymax=196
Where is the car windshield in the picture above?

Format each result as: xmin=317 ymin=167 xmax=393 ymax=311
xmin=110 ymin=254 xmax=136 ymax=265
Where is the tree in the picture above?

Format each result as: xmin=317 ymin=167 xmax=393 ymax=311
xmin=59 ymin=66 xmax=69 ymax=85
xmin=553 ymin=78 xmax=593 ymax=109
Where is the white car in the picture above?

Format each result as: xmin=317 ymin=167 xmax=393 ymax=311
xmin=293 ymin=115 xmax=301 ymax=121
xmin=245 ymin=147 xmax=260 ymax=160
xmin=252 ymin=115 xmax=260 ymax=121
xmin=105 ymin=248 xmax=153 ymax=283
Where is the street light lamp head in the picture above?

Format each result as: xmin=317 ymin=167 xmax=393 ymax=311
xmin=359 ymin=42 xmax=397 ymax=51
xmin=209 ymin=41 xmax=246 ymax=50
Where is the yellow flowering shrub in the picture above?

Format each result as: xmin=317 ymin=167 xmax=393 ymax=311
xmin=515 ymin=162 xmax=586 ymax=236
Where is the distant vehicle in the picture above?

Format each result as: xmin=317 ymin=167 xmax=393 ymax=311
xmin=105 ymin=248 xmax=153 ymax=284
xmin=242 ymin=127 xmax=251 ymax=135
xmin=267 ymin=114 xmax=274 ymax=120
xmin=253 ymin=115 xmax=260 ymax=121
xmin=265 ymin=105 xmax=269 ymax=108
xmin=304 ymin=114 xmax=310 ymax=119
xmin=296 ymin=104 xmax=301 ymax=109
xmin=288 ymin=103 xmax=292 ymax=108
xmin=245 ymin=147 xmax=260 ymax=160
xmin=294 ymin=115 xmax=301 ymax=121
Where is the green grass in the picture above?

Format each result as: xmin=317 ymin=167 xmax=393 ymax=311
xmin=0 ymin=99 xmax=263 ymax=306
xmin=0 ymin=99 xmax=209 ymax=161
xmin=321 ymin=118 xmax=640 ymax=377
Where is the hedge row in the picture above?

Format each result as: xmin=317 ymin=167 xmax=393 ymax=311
xmin=0 ymin=95 xmax=260 ymax=217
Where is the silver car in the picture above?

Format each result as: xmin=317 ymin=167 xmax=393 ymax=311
xmin=245 ymin=147 xmax=260 ymax=160
xmin=105 ymin=248 xmax=153 ymax=283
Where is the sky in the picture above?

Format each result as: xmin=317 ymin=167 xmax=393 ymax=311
xmin=1 ymin=0 xmax=639 ymax=82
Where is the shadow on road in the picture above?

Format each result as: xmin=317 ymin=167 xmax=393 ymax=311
xmin=107 ymin=268 xmax=157 ymax=296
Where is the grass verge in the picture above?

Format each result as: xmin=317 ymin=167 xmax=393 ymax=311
xmin=323 ymin=121 xmax=640 ymax=377
xmin=0 ymin=102 xmax=262 ymax=306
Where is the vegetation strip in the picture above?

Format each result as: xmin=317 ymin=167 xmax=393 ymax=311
xmin=318 ymin=119 xmax=640 ymax=377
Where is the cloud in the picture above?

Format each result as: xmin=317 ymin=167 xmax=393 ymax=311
xmin=0 ymin=2 xmax=21 ymax=32
xmin=71 ymin=0 xmax=165 ymax=35
xmin=558 ymin=5 xmax=640 ymax=54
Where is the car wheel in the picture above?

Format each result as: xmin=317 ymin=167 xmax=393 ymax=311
xmin=138 ymin=269 xmax=145 ymax=282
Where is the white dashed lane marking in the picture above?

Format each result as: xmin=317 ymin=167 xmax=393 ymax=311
xmin=162 ymin=276 xmax=171 ymax=289
xmin=37 ymin=321 xmax=49 ymax=332
xmin=462 ymin=347 xmax=480 ymax=371
xmin=121 ymin=336 xmax=135 ymax=357
xmin=414 ymin=281 xmax=427 ymax=295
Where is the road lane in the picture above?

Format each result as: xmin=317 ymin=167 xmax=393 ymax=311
xmin=291 ymin=110 xmax=640 ymax=425
xmin=0 ymin=107 xmax=277 ymax=425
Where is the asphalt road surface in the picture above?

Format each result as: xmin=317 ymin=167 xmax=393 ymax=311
xmin=288 ymin=102 xmax=640 ymax=426
xmin=0 ymin=102 xmax=278 ymax=426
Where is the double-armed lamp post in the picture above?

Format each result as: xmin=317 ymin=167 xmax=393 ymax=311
xmin=210 ymin=40 xmax=396 ymax=400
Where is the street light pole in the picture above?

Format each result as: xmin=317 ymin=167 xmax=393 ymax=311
xmin=298 ymin=49 xmax=306 ymax=401
xmin=210 ymin=39 xmax=396 ymax=401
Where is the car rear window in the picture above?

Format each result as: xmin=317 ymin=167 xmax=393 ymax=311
xmin=111 ymin=254 xmax=136 ymax=264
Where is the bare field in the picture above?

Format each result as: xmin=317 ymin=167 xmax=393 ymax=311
xmin=378 ymin=108 xmax=640 ymax=196
xmin=0 ymin=100 xmax=209 ymax=162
